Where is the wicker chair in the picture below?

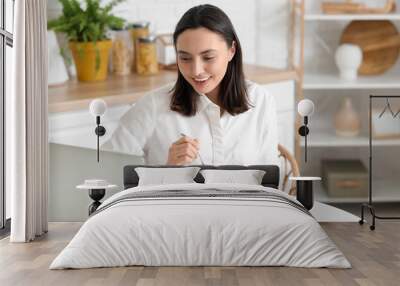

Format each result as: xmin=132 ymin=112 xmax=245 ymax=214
xmin=278 ymin=143 xmax=300 ymax=196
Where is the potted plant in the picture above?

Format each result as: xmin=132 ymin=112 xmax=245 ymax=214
xmin=48 ymin=0 xmax=125 ymax=82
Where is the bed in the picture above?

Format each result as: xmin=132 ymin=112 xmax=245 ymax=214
xmin=50 ymin=165 xmax=351 ymax=269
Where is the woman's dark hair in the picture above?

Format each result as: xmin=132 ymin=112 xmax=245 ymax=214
xmin=170 ymin=4 xmax=251 ymax=116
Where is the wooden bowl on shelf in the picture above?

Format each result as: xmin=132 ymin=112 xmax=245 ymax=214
xmin=340 ymin=20 xmax=400 ymax=75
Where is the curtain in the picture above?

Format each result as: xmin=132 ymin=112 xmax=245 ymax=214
xmin=9 ymin=0 xmax=48 ymax=242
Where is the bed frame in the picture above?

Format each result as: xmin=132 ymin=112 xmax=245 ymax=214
xmin=123 ymin=165 xmax=280 ymax=189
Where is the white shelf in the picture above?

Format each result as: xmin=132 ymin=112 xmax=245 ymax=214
xmin=303 ymin=69 xmax=400 ymax=90
xmin=305 ymin=13 xmax=400 ymax=21
xmin=300 ymin=131 xmax=400 ymax=147
xmin=314 ymin=180 xmax=400 ymax=203
xmin=301 ymin=7 xmax=400 ymax=201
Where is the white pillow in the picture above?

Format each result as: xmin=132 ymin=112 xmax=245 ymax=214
xmin=135 ymin=167 xmax=201 ymax=186
xmin=200 ymin=169 xmax=266 ymax=185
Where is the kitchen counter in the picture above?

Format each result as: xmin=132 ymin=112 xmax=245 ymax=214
xmin=48 ymin=64 xmax=297 ymax=113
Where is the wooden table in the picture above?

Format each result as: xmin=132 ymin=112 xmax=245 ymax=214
xmin=48 ymin=65 xmax=297 ymax=113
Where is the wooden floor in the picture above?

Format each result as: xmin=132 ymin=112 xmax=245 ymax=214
xmin=0 ymin=221 xmax=399 ymax=286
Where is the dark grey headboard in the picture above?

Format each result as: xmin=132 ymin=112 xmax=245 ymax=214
xmin=123 ymin=165 xmax=280 ymax=189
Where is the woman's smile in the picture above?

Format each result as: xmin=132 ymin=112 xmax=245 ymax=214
xmin=192 ymin=76 xmax=212 ymax=90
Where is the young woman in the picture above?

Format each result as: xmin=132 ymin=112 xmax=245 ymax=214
xmin=103 ymin=4 xmax=279 ymax=166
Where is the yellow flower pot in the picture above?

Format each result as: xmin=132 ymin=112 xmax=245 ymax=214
xmin=69 ymin=40 xmax=112 ymax=82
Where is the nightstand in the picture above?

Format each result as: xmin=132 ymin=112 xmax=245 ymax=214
xmin=289 ymin=177 xmax=321 ymax=210
xmin=76 ymin=179 xmax=118 ymax=215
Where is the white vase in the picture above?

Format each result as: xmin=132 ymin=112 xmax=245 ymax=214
xmin=334 ymin=44 xmax=363 ymax=80
xmin=47 ymin=31 xmax=69 ymax=86
xmin=334 ymin=97 xmax=361 ymax=137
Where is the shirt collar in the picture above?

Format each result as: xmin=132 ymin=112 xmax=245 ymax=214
xmin=197 ymin=92 xmax=219 ymax=112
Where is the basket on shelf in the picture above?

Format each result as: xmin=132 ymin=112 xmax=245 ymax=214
xmin=322 ymin=0 xmax=395 ymax=14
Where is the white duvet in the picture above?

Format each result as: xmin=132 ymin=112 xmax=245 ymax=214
xmin=50 ymin=183 xmax=351 ymax=269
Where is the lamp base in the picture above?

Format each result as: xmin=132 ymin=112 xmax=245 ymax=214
xmin=298 ymin=125 xmax=309 ymax=136
xmin=95 ymin=125 xmax=106 ymax=136
xmin=88 ymin=188 xmax=105 ymax=215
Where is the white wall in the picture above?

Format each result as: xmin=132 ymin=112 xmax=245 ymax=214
xmin=47 ymin=0 xmax=291 ymax=69
xmin=48 ymin=143 xmax=142 ymax=221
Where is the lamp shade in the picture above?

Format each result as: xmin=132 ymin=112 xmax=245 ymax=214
xmin=298 ymin=99 xmax=314 ymax=117
xmin=89 ymin=99 xmax=107 ymax=116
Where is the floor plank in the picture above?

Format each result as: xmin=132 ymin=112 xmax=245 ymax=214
xmin=0 ymin=222 xmax=399 ymax=286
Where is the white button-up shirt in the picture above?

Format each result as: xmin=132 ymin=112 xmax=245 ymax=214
xmin=102 ymin=81 xmax=279 ymax=166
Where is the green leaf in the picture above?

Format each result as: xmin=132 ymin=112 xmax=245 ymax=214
xmin=60 ymin=47 xmax=72 ymax=67
xmin=49 ymin=0 xmax=126 ymax=42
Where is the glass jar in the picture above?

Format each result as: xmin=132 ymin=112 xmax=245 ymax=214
xmin=127 ymin=21 xmax=150 ymax=72
xmin=136 ymin=35 xmax=159 ymax=76
xmin=109 ymin=28 xmax=132 ymax=75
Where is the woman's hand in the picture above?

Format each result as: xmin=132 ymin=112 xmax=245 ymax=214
xmin=167 ymin=136 xmax=200 ymax=165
